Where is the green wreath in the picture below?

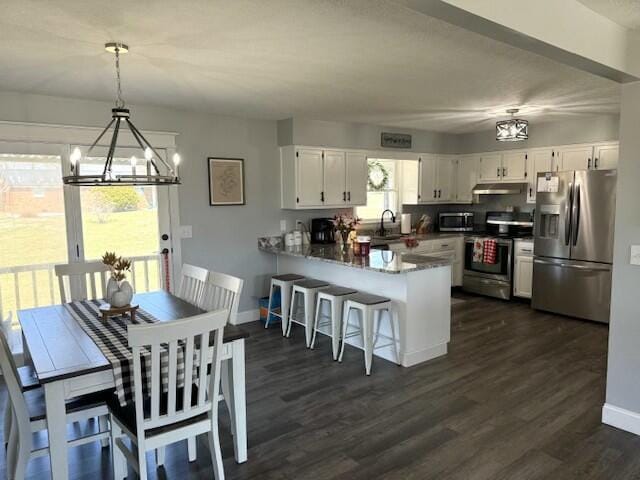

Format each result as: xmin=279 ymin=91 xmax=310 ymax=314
xmin=368 ymin=160 xmax=389 ymax=191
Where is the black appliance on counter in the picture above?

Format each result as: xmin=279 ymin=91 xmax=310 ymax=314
xmin=462 ymin=211 xmax=534 ymax=300
xmin=311 ymin=218 xmax=336 ymax=244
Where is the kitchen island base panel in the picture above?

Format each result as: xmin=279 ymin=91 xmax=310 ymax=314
xmin=276 ymin=255 xmax=451 ymax=368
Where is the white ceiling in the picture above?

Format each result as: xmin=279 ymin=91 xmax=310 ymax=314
xmin=0 ymin=0 xmax=621 ymax=133
xmin=578 ymin=0 xmax=640 ymax=30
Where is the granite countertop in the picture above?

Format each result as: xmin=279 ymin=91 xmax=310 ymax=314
xmin=258 ymin=243 xmax=451 ymax=274
xmin=370 ymin=232 xmax=463 ymax=246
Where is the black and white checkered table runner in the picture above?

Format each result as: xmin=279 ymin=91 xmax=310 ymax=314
xmin=64 ymin=300 xmax=196 ymax=406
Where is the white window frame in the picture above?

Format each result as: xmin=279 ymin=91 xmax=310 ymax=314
xmin=0 ymin=121 xmax=181 ymax=292
xmin=356 ymin=157 xmax=405 ymax=225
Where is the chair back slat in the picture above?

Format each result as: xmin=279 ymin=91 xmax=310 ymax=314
xmin=127 ymin=309 xmax=228 ymax=432
xmin=176 ymin=264 xmax=208 ymax=305
xmin=167 ymin=340 xmax=178 ymax=417
xmin=197 ymin=332 xmax=209 ymax=406
xmin=199 ymin=271 xmax=244 ymax=325
xmin=182 ymin=335 xmax=195 ymax=414
xmin=0 ymin=329 xmax=34 ymax=458
xmin=150 ymin=347 xmax=161 ymax=422
xmin=54 ymin=261 xmax=111 ymax=302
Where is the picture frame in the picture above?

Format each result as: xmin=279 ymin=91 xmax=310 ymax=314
xmin=208 ymin=157 xmax=245 ymax=206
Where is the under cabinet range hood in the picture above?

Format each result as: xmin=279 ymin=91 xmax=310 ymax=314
xmin=472 ymin=183 xmax=525 ymax=195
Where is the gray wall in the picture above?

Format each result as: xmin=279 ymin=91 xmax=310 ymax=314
xmin=278 ymin=117 xmax=460 ymax=154
xmin=606 ymin=83 xmax=640 ymax=414
xmin=456 ymin=115 xmax=619 ymax=153
xmin=0 ymin=91 xmax=345 ymax=313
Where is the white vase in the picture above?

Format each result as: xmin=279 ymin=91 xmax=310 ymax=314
xmin=106 ymin=277 xmax=119 ymax=303
xmin=111 ymin=280 xmax=134 ymax=308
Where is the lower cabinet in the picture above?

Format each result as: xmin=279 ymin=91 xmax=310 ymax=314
xmin=513 ymin=240 xmax=534 ymax=298
xmin=389 ymin=237 xmax=463 ymax=287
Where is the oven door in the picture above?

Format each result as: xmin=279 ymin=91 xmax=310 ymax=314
xmin=464 ymin=237 xmax=512 ymax=281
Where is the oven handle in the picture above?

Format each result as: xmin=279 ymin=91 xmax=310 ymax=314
xmin=464 ymin=238 xmax=512 ymax=246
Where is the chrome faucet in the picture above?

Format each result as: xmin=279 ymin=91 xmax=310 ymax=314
xmin=377 ymin=209 xmax=396 ymax=237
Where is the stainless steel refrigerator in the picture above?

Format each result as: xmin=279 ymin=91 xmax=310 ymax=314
xmin=532 ymin=169 xmax=617 ymax=323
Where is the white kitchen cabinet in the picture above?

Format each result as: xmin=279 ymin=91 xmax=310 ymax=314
xmin=401 ymin=160 xmax=420 ymax=204
xmin=593 ymin=143 xmax=618 ymax=170
xmin=280 ymin=146 xmax=368 ymax=209
xmin=388 ymin=236 xmax=463 ymax=287
xmin=478 ymin=154 xmax=502 ymax=182
xmin=435 ymin=156 xmax=456 ymax=202
xmin=346 ymin=151 xmax=368 ymax=205
xmin=295 ymin=148 xmax=324 ymax=207
xmin=526 ymin=149 xmax=554 ymax=204
xmin=418 ymin=154 xmax=438 ymax=203
xmin=501 ymin=151 xmax=527 ymax=181
xmin=323 ymin=150 xmax=346 ymax=206
xmin=513 ymin=239 xmax=534 ymax=299
xmin=455 ymin=155 xmax=478 ymax=203
xmin=556 ymin=145 xmax=593 ymax=171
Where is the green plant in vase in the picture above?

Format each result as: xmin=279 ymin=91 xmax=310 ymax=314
xmin=102 ymin=251 xmax=133 ymax=307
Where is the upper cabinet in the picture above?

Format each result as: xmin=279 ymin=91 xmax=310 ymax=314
xmin=280 ymin=146 xmax=368 ymax=209
xmin=477 ymin=154 xmax=502 ymax=182
xmin=501 ymin=151 xmax=527 ymax=181
xmin=554 ymin=142 xmax=617 ymax=172
xmin=526 ymin=148 xmax=554 ymax=204
xmin=455 ymin=155 xmax=478 ymax=203
xmin=478 ymin=151 xmax=527 ymax=183
xmin=593 ymin=143 xmax=619 ymax=170
xmin=402 ymin=155 xmax=463 ymax=205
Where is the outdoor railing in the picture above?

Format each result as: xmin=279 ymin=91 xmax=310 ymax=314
xmin=0 ymin=254 xmax=162 ymax=326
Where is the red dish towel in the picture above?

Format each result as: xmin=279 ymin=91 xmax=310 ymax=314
xmin=483 ymin=239 xmax=497 ymax=264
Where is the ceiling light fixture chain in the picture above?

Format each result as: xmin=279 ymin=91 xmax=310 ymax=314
xmin=62 ymin=42 xmax=181 ymax=186
xmin=114 ymin=44 xmax=125 ymax=109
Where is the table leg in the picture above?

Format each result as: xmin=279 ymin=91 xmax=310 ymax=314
xmin=44 ymin=381 xmax=68 ymax=480
xmin=229 ymin=339 xmax=247 ymax=463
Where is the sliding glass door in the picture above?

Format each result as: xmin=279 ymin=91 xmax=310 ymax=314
xmin=0 ymin=142 xmax=174 ymax=328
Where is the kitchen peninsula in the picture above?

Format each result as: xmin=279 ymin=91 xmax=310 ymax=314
xmin=258 ymin=240 xmax=452 ymax=367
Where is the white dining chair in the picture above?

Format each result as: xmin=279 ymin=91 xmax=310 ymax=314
xmin=54 ymin=261 xmax=111 ymax=303
xmin=0 ymin=329 xmax=110 ymax=480
xmin=183 ymin=271 xmax=243 ymax=461
xmin=54 ymin=260 xmax=112 ymax=444
xmin=176 ymin=264 xmax=209 ymax=306
xmin=108 ymin=308 xmax=229 ymax=480
xmin=199 ymin=271 xmax=243 ymax=324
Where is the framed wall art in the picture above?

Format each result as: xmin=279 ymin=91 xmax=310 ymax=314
xmin=208 ymin=157 xmax=245 ymax=206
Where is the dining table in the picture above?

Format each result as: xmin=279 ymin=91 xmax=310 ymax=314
xmin=18 ymin=290 xmax=249 ymax=480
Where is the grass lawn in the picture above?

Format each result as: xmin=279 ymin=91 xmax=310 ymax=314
xmin=0 ymin=209 xmax=161 ymax=323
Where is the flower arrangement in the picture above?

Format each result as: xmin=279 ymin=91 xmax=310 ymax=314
xmin=332 ymin=214 xmax=360 ymax=234
xmin=102 ymin=251 xmax=132 ymax=282
xmin=332 ymin=214 xmax=361 ymax=247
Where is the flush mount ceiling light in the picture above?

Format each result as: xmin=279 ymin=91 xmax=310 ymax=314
xmin=63 ymin=42 xmax=181 ymax=186
xmin=496 ymin=108 xmax=529 ymax=142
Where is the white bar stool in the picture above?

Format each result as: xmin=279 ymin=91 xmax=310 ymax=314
xmin=310 ymin=286 xmax=358 ymax=360
xmin=338 ymin=293 xmax=401 ymax=375
xmin=266 ymin=273 xmax=305 ymax=336
xmin=287 ymin=279 xmax=330 ymax=347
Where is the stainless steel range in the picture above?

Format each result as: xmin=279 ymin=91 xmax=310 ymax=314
xmin=462 ymin=211 xmax=534 ymax=300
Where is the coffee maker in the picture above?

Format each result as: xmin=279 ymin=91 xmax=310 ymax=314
xmin=310 ymin=218 xmax=335 ymax=244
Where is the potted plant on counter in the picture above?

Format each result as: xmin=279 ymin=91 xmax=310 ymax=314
xmin=332 ymin=214 xmax=361 ymax=249
xmin=102 ymin=252 xmax=134 ymax=307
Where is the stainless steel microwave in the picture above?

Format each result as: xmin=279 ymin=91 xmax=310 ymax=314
xmin=439 ymin=212 xmax=474 ymax=232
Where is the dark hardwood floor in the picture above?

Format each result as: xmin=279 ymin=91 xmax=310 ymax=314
xmin=2 ymin=293 xmax=640 ymax=479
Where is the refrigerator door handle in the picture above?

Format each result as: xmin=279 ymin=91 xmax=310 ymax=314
xmin=572 ymin=184 xmax=581 ymax=246
xmin=533 ymin=258 xmax=610 ymax=272
xmin=565 ymin=182 xmax=573 ymax=246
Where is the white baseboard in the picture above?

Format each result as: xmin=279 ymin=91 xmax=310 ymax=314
xmin=232 ymin=309 xmax=259 ymax=326
xmin=602 ymin=403 xmax=640 ymax=436
xmin=402 ymin=342 xmax=448 ymax=367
